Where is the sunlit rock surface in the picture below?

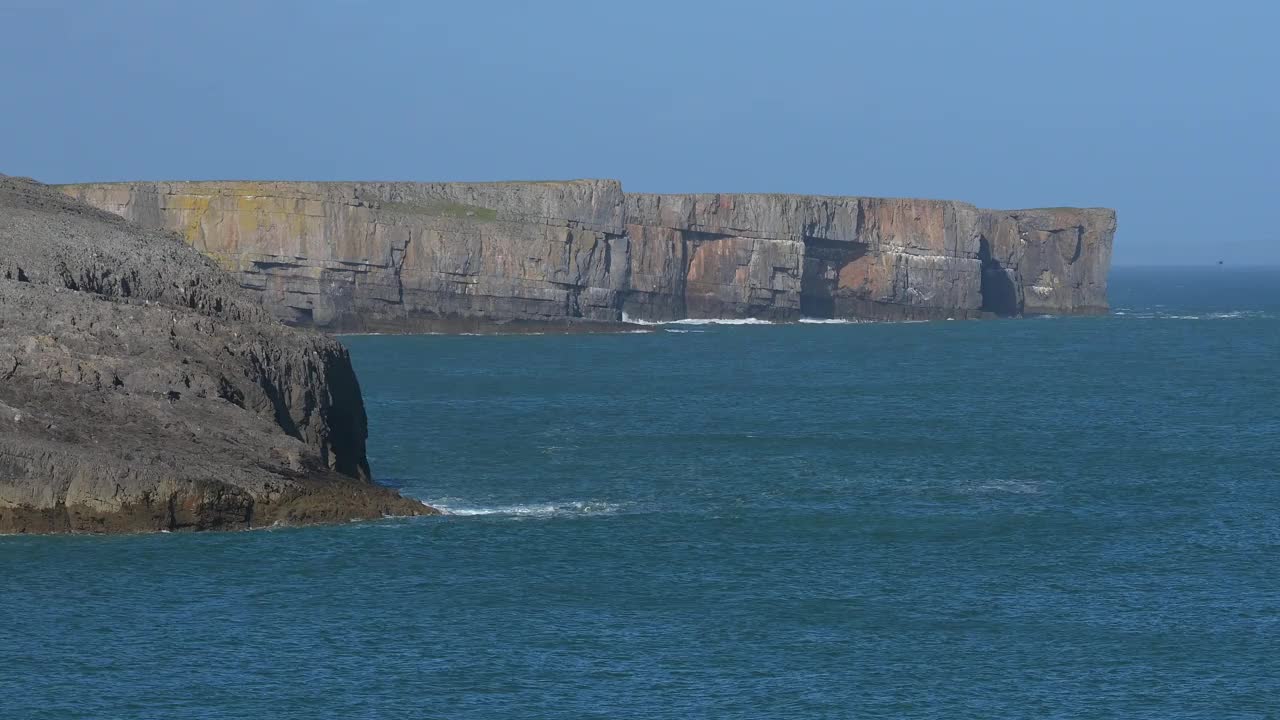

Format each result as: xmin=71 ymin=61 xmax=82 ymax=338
xmin=60 ymin=180 xmax=1115 ymax=330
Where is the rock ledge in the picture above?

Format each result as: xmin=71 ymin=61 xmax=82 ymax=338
xmin=58 ymin=180 xmax=1116 ymax=330
xmin=1 ymin=175 xmax=434 ymax=534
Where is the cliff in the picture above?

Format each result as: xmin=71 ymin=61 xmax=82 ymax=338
xmin=58 ymin=180 xmax=1115 ymax=331
xmin=0 ymin=175 xmax=432 ymax=533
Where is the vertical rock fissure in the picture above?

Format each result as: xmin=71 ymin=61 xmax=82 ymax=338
xmin=977 ymin=236 xmax=1020 ymax=316
xmin=394 ymin=232 xmax=410 ymax=308
xmin=53 ymin=181 xmax=1113 ymax=327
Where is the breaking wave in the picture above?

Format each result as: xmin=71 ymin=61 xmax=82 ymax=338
xmin=668 ymin=318 xmax=774 ymax=325
xmin=425 ymin=499 xmax=623 ymax=518
xmin=1112 ymin=309 xmax=1271 ymax=321
xmin=620 ymin=312 xmax=663 ymax=326
xmin=1206 ymin=311 xmax=1270 ymax=319
xmin=621 ymin=313 xmax=773 ymax=327
xmin=970 ymin=479 xmax=1045 ymax=495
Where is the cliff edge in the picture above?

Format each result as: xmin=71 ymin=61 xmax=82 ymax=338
xmin=58 ymin=181 xmax=1115 ymax=331
xmin=0 ymin=175 xmax=432 ymax=533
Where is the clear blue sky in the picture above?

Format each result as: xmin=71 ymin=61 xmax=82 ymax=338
xmin=2 ymin=0 xmax=1276 ymax=265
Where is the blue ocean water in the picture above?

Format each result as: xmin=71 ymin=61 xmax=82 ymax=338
xmin=2 ymin=267 xmax=1277 ymax=719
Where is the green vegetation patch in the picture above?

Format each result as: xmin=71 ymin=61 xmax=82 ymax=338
xmin=376 ymin=198 xmax=498 ymax=221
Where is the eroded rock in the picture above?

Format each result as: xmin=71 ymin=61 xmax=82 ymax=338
xmin=0 ymin=175 xmax=432 ymax=534
xmin=58 ymin=180 xmax=1115 ymax=328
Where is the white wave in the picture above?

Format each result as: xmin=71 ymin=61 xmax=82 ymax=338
xmin=664 ymin=328 xmax=706 ymax=333
xmin=1204 ymin=311 xmax=1269 ymax=319
xmin=1111 ymin=304 xmax=1269 ymax=319
xmin=620 ymin=311 xmax=663 ymax=326
xmin=425 ymin=499 xmax=622 ymax=518
xmin=971 ymin=480 xmax=1044 ymax=494
xmin=623 ymin=314 xmax=945 ymax=327
xmin=668 ymin=317 xmax=774 ymax=325
xmin=1115 ymin=310 xmax=1271 ymax=321
xmin=624 ymin=316 xmax=772 ymax=326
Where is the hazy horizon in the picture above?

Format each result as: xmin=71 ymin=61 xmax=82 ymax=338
xmin=3 ymin=0 xmax=1276 ymax=266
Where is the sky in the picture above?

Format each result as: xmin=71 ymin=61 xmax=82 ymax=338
xmin=1 ymin=0 xmax=1276 ymax=265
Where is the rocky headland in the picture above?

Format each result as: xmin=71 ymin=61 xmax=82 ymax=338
xmin=58 ymin=181 xmax=1116 ymax=332
xmin=0 ymin=175 xmax=433 ymax=533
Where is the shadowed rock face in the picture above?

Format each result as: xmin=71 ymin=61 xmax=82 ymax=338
xmin=0 ymin=176 xmax=432 ymax=534
xmin=58 ymin=180 xmax=1115 ymax=330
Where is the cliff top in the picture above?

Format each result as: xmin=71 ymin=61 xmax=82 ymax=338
xmin=54 ymin=178 xmax=1115 ymax=214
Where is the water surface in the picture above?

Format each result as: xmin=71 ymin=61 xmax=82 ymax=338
xmin=3 ymin=267 xmax=1277 ymax=719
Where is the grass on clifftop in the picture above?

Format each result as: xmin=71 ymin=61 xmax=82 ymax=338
xmin=375 ymin=199 xmax=498 ymax=221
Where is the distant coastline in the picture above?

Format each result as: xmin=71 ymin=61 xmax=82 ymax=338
xmin=58 ymin=180 xmax=1115 ymax=333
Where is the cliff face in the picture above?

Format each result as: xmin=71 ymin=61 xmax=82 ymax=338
xmin=59 ymin=181 xmax=1115 ymax=330
xmin=0 ymin=176 xmax=430 ymax=533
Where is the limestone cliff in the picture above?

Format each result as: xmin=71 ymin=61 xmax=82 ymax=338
xmin=0 ymin=176 xmax=431 ymax=533
xmin=58 ymin=180 xmax=1115 ymax=330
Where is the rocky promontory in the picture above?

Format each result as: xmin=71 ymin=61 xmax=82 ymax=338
xmin=59 ymin=181 xmax=1116 ymax=331
xmin=0 ymin=176 xmax=433 ymax=533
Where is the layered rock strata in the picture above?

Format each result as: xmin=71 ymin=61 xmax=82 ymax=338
xmin=0 ymin=175 xmax=432 ymax=533
xmin=58 ymin=180 xmax=1115 ymax=330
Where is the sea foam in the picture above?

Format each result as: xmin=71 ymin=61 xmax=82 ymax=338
xmin=425 ymin=499 xmax=622 ymax=518
xmin=1113 ymin=309 xmax=1270 ymax=321
xmin=667 ymin=318 xmax=774 ymax=325
xmin=621 ymin=313 xmax=774 ymax=326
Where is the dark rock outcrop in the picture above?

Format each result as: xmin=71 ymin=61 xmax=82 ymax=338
xmin=0 ymin=175 xmax=433 ymax=534
xmin=58 ymin=181 xmax=1115 ymax=330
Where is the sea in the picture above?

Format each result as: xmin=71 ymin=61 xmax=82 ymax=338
xmin=2 ymin=267 xmax=1277 ymax=719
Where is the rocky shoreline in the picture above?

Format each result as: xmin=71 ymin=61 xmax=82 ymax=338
xmin=2 ymin=174 xmax=1116 ymax=534
xmin=0 ymin=175 xmax=435 ymax=534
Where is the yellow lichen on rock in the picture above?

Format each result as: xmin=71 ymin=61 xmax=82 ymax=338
xmin=51 ymin=179 xmax=1115 ymax=328
xmin=164 ymin=193 xmax=212 ymax=245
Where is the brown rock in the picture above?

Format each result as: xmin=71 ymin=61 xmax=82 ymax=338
xmin=57 ymin=180 xmax=1116 ymax=329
